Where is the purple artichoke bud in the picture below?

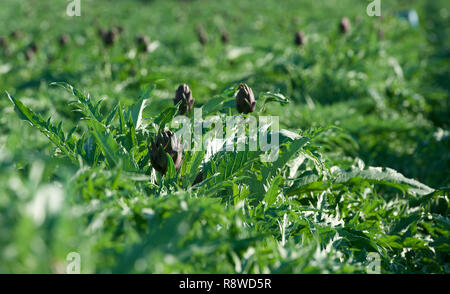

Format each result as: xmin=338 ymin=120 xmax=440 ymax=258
xmin=377 ymin=29 xmax=384 ymax=40
xmin=59 ymin=34 xmax=71 ymax=47
xmin=339 ymin=17 xmax=351 ymax=34
xmin=173 ymin=84 xmax=195 ymax=115
xmin=29 ymin=42 xmax=38 ymax=53
xmin=103 ymin=28 xmax=119 ymax=46
xmin=221 ymin=30 xmax=230 ymax=44
xmin=294 ymin=31 xmax=306 ymax=46
xmin=116 ymin=26 xmax=124 ymax=34
xmin=196 ymin=26 xmax=207 ymax=45
xmin=136 ymin=35 xmax=150 ymax=52
xmin=236 ymin=83 xmax=256 ymax=114
xmin=148 ymin=130 xmax=183 ymax=175
xmin=0 ymin=37 xmax=7 ymax=48
xmin=25 ymin=49 xmax=35 ymax=61
xmin=10 ymin=30 xmax=22 ymax=39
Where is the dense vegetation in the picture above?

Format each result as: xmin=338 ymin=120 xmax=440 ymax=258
xmin=0 ymin=0 xmax=448 ymax=273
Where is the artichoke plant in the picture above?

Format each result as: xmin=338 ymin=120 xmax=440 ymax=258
xmin=148 ymin=130 xmax=183 ymax=175
xmin=173 ymin=84 xmax=195 ymax=115
xmin=25 ymin=49 xmax=35 ymax=61
xmin=137 ymin=35 xmax=150 ymax=52
xmin=236 ymin=83 xmax=256 ymax=114
xmin=30 ymin=42 xmax=38 ymax=53
xmin=59 ymin=34 xmax=71 ymax=47
xmin=10 ymin=30 xmax=22 ymax=39
xmin=221 ymin=30 xmax=230 ymax=44
xmin=102 ymin=28 xmax=119 ymax=46
xmin=294 ymin=31 xmax=306 ymax=46
xmin=196 ymin=26 xmax=207 ymax=45
xmin=0 ymin=37 xmax=7 ymax=48
xmin=339 ymin=17 xmax=351 ymax=34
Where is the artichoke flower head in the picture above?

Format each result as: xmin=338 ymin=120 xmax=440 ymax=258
xmin=173 ymin=84 xmax=195 ymax=115
xmin=236 ymin=83 xmax=256 ymax=114
xmin=339 ymin=17 xmax=351 ymax=34
xmin=148 ymin=130 xmax=183 ymax=175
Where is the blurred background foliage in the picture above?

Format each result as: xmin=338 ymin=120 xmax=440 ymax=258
xmin=0 ymin=0 xmax=448 ymax=273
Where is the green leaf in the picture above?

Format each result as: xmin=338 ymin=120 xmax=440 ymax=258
xmin=118 ymin=103 xmax=126 ymax=135
xmin=104 ymin=105 xmax=118 ymax=126
xmin=333 ymin=167 xmax=434 ymax=196
xmin=285 ymin=172 xmax=328 ymax=196
xmin=86 ymin=120 xmax=137 ymax=171
xmin=260 ymin=92 xmax=290 ymax=111
xmin=202 ymin=96 xmax=235 ymax=115
xmin=165 ymin=153 xmax=177 ymax=180
xmin=5 ymin=92 xmax=78 ymax=166
xmin=126 ymin=92 xmax=150 ymax=130
xmin=51 ymin=82 xmax=103 ymax=122
xmin=182 ymin=151 xmax=205 ymax=188
xmin=271 ymin=136 xmax=310 ymax=170
xmin=337 ymin=228 xmax=380 ymax=252
xmin=263 ymin=175 xmax=284 ymax=211
xmin=154 ymin=105 xmax=179 ymax=127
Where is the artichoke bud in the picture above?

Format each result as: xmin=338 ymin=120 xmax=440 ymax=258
xmin=196 ymin=26 xmax=207 ymax=45
xmin=116 ymin=26 xmax=124 ymax=34
xmin=137 ymin=35 xmax=150 ymax=52
xmin=25 ymin=49 xmax=35 ymax=61
xmin=294 ymin=31 xmax=306 ymax=46
xmin=10 ymin=30 xmax=22 ymax=39
xmin=103 ymin=28 xmax=119 ymax=46
xmin=221 ymin=30 xmax=230 ymax=44
xmin=339 ymin=17 xmax=351 ymax=34
xmin=59 ymin=34 xmax=71 ymax=47
xmin=148 ymin=130 xmax=183 ymax=175
xmin=377 ymin=29 xmax=384 ymax=40
xmin=174 ymin=84 xmax=195 ymax=115
xmin=0 ymin=37 xmax=7 ymax=48
xmin=29 ymin=42 xmax=38 ymax=53
xmin=236 ymin=83 xmax=256 ymax=114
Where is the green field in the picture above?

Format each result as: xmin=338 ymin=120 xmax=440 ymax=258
xmin=0 ymin=0 xmax=448 ymax=273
